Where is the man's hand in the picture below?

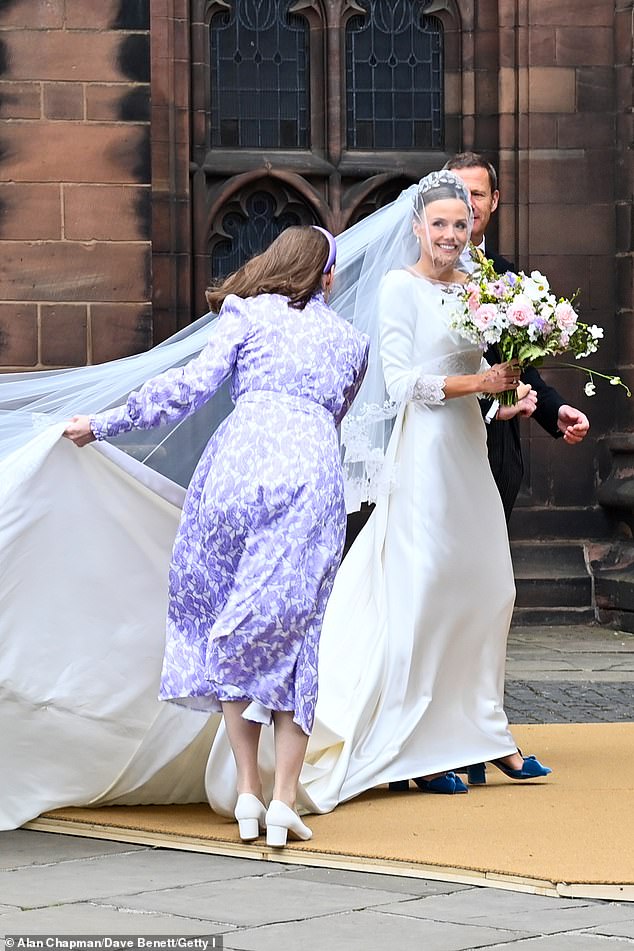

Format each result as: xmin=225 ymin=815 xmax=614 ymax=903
xmin=557 ymin=404 xmax=590 ymax=444
xmin=497 ymin=387 xmax=538 ymax=421
xmin=63 ymin=415 xmax=96 ymax=447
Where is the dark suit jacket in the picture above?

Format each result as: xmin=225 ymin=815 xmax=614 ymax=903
xmin=482 ymin=251 xmax=564 ymax=520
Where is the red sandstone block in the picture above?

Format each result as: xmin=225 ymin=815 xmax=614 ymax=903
xmin=528 ymin=67 xmax=576 ymax=113
xmin=1 ymin=122 xmax=149 ymax=184
xmin=524 ymin=152 xmax=612 ymax=204
xmin=1 ymin=241 xmax=151 ymax=302
xmin=64 ymin=0 xmax=120 ymax=30
xmin=556 ymin=27 xmax=613 ymax=66
xmin=557 ymin=113 xmax=614 ymax=148
xmin=614 ymin=10 xmax=633 ymax=66
xmin=7 ymin=30 xmax=123 ymax=82
xmin=474 ymin=30 xmax=498 ymax=71
xmin=528 ymin=28 xmax=556 ymax=67
xmin=0 ymin=303 xmax=38 ymax=367
xmin=91 ymin=303 xmax=152 ymax=362
xmin=529 ymin=0 xmax=613 ymax=27
xmin=85 ymin=84 xmax=130 ymax=121
xmin=528 ymin=115 xmax=558 ymax=148
xmin=529 ymin=203 xmax=614 ymax=256
xmin=0 ymin=82 xmax=41 ymax=119
xmin=0 ymin=183 xmax=62 ymax=239
xmin=64 ymin=184 xmax=151 ymax=241
xmin=40 ymin=304 xmax=88 ymax=366
xmin=0 ymin=0 xmax=64 ymax=28
xmin=43 ymin=82 xmax=84 ymax=120
xmin=576 ymin=66 xmax=614 ymax=112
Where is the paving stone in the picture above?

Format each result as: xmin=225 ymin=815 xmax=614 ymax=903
xmin=0 ymin=901 xmax=236 ymax=936
xmin=109 ymin=875 xmax=411 ymax=927
xmin=480 ymin=934 xmax=634 ymax=949
xmin=0 ymin=829 xmax=147 ymax=870
xmin=583 ymin=918 xmax=634 ymax=939
xmin=278 ymin=865 xmax=472 ymax=896
xmin=371 ymin=888 xmax=634 ymax=934
xmin=504 ymin=680 xmax=634 ymax=723
xmin=222 ymin=909 xmax=529 ymax=951
xmin=0 ymin=849 xmax=287 ymax=908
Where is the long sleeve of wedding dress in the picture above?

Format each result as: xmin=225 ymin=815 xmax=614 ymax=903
xmin=379 ymin=270 xmax=447 ymax=406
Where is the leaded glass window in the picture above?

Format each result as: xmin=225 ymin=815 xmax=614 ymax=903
xmin=210 ymin=2 xmax=310 ymax=149
xmin=210 ymin=190 xmax=314 ymax=278
xmin=346 ymin=0 xmax=443 ymax=150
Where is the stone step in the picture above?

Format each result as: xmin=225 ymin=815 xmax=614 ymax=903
xmin=510 ymin=541 xmax=588 ymax=579
xmin=514 ymin=574 xmax=592 ymax=608
xmin=512 ymin=605 xmax=596 ymax=625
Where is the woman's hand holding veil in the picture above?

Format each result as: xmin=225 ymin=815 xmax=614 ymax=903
xmin=63 ymin=415 xmax=96 ymax=447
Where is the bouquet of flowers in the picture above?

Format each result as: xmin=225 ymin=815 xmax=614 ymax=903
xmin=451 ymin=255 xmax=630 ymax=404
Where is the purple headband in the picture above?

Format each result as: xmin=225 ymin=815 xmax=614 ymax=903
xmin=311 ymin=225 xmax=337 ymax=273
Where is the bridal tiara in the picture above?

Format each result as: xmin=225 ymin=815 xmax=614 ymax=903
xmin=414 ymin=169 xmax=471 ymax=207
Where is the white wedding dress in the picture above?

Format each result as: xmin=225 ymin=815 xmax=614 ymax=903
xmin=0 ymin=270 xmax=518 ymax=829
xmin=205 ymin=269 xmax=519 ymax=816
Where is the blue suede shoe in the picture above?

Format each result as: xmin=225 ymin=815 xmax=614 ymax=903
xmin=467 ymin=755 xmax=552 ymax=785
xmin=413 ymin=772 xmax=468 ymax=794
xmin=389 ymin=772 xmax=468 ymax=794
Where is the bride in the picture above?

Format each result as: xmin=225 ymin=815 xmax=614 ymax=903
xmin=0 ymin=171 xmax=549 ymax=832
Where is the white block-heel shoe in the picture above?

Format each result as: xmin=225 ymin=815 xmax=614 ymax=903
xmin=265 ymin=799 xmax=312 ymax=848
xmin=234 ymin=793 xmax=267 ymax=841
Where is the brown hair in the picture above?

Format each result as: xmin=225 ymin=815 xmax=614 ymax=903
xmin=444 ymin=151 xmax=498 ymax=194
xmin=205 ymin=226 xmax=330 ymax=313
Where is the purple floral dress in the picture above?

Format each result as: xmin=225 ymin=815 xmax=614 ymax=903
xmin=90 ymin=292 xmax=369 ymax=734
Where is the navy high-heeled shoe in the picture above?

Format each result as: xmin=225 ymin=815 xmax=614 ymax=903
xmin=467 ymin=754 xmax=552 ymax=785
xmin=389 ymin=772 xmax=468 ymax=794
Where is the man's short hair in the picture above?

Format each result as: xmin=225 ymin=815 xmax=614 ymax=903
xmin=444 ymin=152 xmax=498 ymax=195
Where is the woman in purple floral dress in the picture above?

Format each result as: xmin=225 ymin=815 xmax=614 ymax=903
xmin=64 ymin=226 xmax=369 ymax=847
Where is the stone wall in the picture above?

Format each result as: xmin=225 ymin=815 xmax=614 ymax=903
xmin=0 ymin=0 xmax=152 ymax=368
xmin=494 ymin=0 xmax=630 ymax=533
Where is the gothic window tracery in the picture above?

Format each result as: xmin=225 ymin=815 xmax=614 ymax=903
xmin=209 ymin=187 xmax=316 ymax=279
xmin=209 ymin=1 xmax=310 ymax=149
xmin=346 ymin=0 xmax=443 ymax=150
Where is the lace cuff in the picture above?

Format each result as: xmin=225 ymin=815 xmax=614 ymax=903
xmin=406 ymin=371 xmax=446 ymax=405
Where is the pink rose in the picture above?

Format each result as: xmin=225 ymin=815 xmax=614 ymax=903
xmin=474 ymin=303 xmax=498 ymax=330
xmin=466 ymin=283 xmax=481 ymax=312
xmin=507 ymin=295 xmax=536 ymax=327
xmin=555 ymin=301 xmax=577 ymax=330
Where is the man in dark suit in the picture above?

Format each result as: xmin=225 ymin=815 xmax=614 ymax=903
xmin=445 ymin=152 xmax=590 ymax=520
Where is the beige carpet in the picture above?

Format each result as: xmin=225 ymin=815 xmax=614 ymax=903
xmin=26 ymin=724 xmax=634 ymax=900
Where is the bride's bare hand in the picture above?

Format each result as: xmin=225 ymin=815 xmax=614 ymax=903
xmin=481 ymin=361 xmax=520 ymax=393
xmin=63 ymin=415 xmax=96 ymax=447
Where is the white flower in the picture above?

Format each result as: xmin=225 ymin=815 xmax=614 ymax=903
xmin=610 ymin=376 xmax=622 ymax=386
xmin=584 ymin=381 xmax=596 ymax=397
xmin=588 ymin=324 xmax=604 ymax=340
xmin=530 ymin=270 xmax=550 ymax=292
xmin=523 ymin=277 xmax=547 ymax=302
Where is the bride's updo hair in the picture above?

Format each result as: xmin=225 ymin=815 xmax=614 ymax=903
xmin=205 ymin=226 xmax=331 ymax=313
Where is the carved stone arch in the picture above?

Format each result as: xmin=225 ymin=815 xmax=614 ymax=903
xmin=342 ymin=174 xmax=416 ymax=228
xmin=204 ymin=172 xmax=332 ymax=284
xmin=206 ymin=169 xmax=331 ymax=235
